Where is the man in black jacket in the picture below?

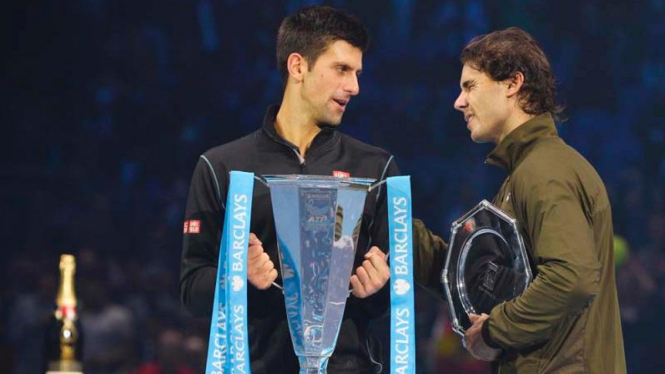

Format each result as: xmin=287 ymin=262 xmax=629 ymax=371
xmin=180 ymin=6 xmax=397 ymax=373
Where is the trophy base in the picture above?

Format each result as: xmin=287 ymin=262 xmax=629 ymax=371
xmin=298 ymin=355 xmax=330 ymax=374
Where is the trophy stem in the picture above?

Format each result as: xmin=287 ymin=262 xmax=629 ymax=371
xmin=298 ymin=356 xmax=329 ymax=374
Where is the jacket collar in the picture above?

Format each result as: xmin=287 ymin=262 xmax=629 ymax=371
xmin=486 ymin=112 xmax=558 ymax=172
xmin=261 ymin=105 xmax=339 ymax=154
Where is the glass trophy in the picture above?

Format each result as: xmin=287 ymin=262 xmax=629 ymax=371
xmin=442 ymin=200 xmax=533 ymax=336
xmin=262 ymin=175 xmax=376 ymax=374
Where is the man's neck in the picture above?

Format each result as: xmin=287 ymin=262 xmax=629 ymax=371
xmin=275 ymin=92 xmax=322 ymax=157
xmin=497 ymin=110 xmax=536 ymax=144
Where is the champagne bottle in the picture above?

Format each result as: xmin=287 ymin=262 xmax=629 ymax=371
xmin=45 ymin=254 xmax=84 ymax=373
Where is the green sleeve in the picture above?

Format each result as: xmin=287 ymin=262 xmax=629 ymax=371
xmin=487 ymin=177 xmax=600 ymax=350
xmin=412 ymin=218 xmax=448 ymax=299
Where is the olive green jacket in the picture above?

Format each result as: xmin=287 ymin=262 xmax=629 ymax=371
xmin=413 ymin=217 xmax=448 ymax=298
xmin=478 ymin=113 xmax=626 ymax=373
xmin=412 ymin=113 xmax=626 ymax=373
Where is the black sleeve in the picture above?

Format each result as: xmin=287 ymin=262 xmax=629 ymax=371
xmin=179 ymin=156 xmax=227 ymax=317
xmin=369 ymin=156 xmax=401 ymax=252
xmin=346 ymin=156 xmax=401 ymax=316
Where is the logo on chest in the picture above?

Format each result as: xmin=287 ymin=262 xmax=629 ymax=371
xmin=183 ymin=220 xmax=201 ymax=234
xmin=332 ymin=170 xmax=350 ymax=178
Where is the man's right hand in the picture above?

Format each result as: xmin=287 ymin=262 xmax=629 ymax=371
xmin=247 ymin=233 xmax=278 ymax=290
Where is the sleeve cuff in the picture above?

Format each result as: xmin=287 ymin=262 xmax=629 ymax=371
xmin=481 ymin=318 xmax=502 ymax=349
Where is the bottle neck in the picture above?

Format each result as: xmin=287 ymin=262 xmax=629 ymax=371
xmin=56 ymin=255 xmax=78 ymax=319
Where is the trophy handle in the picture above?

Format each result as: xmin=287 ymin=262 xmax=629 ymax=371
xmin=252 ymin=175 xmax=282 ymax=291
xmin=367 ymin=179 xmax=387 ymax=193
xmin=367 ymin=179 xmax=390 ymax=260
xmin=344 ymin=178 xmax=391 ymax=296
xmin=253 ymin=175 xmax=270 ymax=187
xmin=345 ymin=178 xmax=391 ymax=296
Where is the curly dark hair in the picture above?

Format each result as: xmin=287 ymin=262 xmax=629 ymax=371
xmin=276 ymin=5 xmax=369 ymax=82
xmin=460 ymin=27 xmax=563 ymax=118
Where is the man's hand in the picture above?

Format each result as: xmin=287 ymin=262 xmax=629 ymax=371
xmin=464 ymin=313 xmax=501 ymax=361
xmin=350 ymin=246 xmax=390 ymax=298
xmin=246 ymin=233 xmax=278 ymax=290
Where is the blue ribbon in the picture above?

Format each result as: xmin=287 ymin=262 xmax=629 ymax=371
xmin=206 ymin=171 xmax=254 ymax=374
xmin=386 ymin=176 xmax=416 ymax=374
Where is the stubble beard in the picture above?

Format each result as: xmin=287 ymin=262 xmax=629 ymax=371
xmin=316 ymin=104 xmax=343 ymax=127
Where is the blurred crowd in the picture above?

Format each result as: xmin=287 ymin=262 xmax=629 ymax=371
xmin=3 ymin=0 xmax=664 ymax=373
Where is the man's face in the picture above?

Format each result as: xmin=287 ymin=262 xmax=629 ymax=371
xmin=300 ymin=40 xmax=362 ymax=126
xmin=454 ymin=64 xmax=511 ymax=144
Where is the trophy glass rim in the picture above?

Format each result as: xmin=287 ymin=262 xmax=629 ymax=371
xmin=442 ymin=199 xmax=533 ymax=337
xmin=452 ymin=199 xmax=517 ymax=227
xmin=261 ymin=174 xmax=376 ymax=190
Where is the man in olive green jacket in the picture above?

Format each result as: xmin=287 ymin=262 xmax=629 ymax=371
xmin=441 ymin=27 xmax=626 ymax=373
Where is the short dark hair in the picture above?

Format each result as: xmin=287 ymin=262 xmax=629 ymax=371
xmin=276 ymin=5 xmax=369 ymax=82
xmin=460 ymin=27 xmax=563 ymax=117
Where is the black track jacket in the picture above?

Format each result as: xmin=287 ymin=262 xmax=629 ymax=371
xmin=180 ymin=106 xmax=400 ymax=373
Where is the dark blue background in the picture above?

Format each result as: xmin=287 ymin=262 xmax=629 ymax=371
xmin=3 ymin=0 xmax=664 ymax=373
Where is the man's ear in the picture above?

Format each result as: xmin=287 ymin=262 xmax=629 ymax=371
xmin=287 ymin=53 xmax=307 ymax=83
xmin=506 ymin=71 xmax=525 ymax=98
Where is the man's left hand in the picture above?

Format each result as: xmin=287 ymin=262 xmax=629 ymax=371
xmin=350 ymin=246 xmax=390 ymax=298
xmin=464 ymin=313 xmax=501 ymax=361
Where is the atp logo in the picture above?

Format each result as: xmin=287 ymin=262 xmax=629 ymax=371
xmin=393 ymin=279 xmax=411 ymax=296
xmin=232 ymin=276 xmax=244 ymax=292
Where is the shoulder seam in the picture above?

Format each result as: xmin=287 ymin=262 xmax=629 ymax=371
xmin=363 ymin=155 xmax=394 ymax=252
xmin=375 ymin=155 xmax=394 ymax=203
xmin=200 ymin=155 xmax=225 ymax=210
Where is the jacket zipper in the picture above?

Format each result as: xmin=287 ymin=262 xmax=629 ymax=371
xmin=289 ymin=148 xmax=306 ymax=172
xmin=263 ymin=122 xmax=337 ymax=172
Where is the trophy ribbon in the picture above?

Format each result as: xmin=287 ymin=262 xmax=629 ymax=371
xmin=205 ymin=171 xmax=254 ymax=374
xmin=386 ymin=176 xmax=416 ymax=373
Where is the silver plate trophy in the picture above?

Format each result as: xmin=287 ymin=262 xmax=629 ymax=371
xmin=442 ymin=200 xmax=533 ymax=337
xmin=262 ymin=175 xmax=377 ymax=374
